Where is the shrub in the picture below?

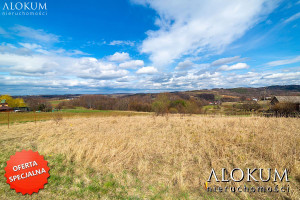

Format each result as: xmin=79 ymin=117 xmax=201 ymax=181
xmin=52 ymin=112 xmax=63 ymax=125
xmin=272 ymin=103 xmax=299 ymax=117
xmin=233 ymin=101 xmax=261 ymax=112
xmin=169 ymin=107 xmax=178 ymax=114
xmin=185 ymin=100 xmax=200 ymax=115
xmin=26 ymin=98 xmax=52 ymax=112
xmin=152 ymin=93 xmax=170 ymax=116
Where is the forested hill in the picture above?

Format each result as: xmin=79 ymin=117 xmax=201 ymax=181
xmin=10 ymin=85 xmax=300 ymax=100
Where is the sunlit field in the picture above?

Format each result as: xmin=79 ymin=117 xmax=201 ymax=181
xmin=0 ymin=115 xmax=299 ymax=199
xmin=0 ymin=110 xmax=148 ymax=126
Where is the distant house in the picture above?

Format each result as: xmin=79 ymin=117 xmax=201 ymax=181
xmin=0 ymin=99 xmax=13 ymax=112
xmin=0 ymin=99 xmax=8 ymax=107
xmin=271 ymin=96 xmax=300 ymax=105
xmin=270 ymin=96 xmax=300 ymax=111
xmin=14 ymin=107 xmax=30 ymax=112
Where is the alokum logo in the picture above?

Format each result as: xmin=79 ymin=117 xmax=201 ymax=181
xmin=205 ymin=168 xmax=290 ymax=194
xmin=2 ymin=1 xmax=47 ymax=16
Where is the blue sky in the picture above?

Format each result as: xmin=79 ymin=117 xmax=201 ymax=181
xmin=0 ymin=0 xmax=300 ymax=95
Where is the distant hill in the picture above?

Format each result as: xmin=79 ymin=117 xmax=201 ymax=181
xmin=266 ymin=85 xmax=300 ymax=92
xmin=12 ymin=85 xmax=300 ymax=102
xmin=181 ymin=85 xmax=300 ymax=100
xmin=128 ymin=85 xmax=300 ymax=101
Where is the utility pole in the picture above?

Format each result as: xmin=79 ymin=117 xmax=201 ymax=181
xmin=264 ymin=87 xmax=267 ymax=101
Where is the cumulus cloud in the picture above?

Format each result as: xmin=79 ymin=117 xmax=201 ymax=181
xmin=1 ymin=41 xmax=300 ymax=94
xmin=175 ymin=60 xmax=194 ymax=70
xmin=119 ymin=60 xmax=144 ymax=69
xmin=266 ymin=55 xmax=300 ymax=66
xmin=108 ymin=52 xmax=130 ymax=62
xmin=0 ymin=45 xmax=129 ymax=80
xmin=133 ymin=0 xmax=278 ymax=66
xmin=0 ymin=53 xmax=60 ymax=76
xmin=218 ymin=63 xmax=249 ymax=71
xmin=1 ymin=24 xmax=299 ymax=94
xmin=136 ymin=66 xmax=158 ymax=74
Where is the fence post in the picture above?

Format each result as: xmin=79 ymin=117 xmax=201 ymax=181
xmin=7 ymin=111 xmax=9 ymax=128
xmin=34 ymin=110 xmax=36 ymax=125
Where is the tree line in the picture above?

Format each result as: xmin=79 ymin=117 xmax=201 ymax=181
xmin=55 ymin=93 xmax=208 ymax=115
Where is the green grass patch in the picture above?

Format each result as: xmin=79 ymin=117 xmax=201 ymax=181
xmin=203 ymin=105 xmax=218 ymax=110
xmin=0 ymin=129 xmax=188 ymax=199
xmin=48 ymin=100 xmax=68 ymax=107
xmin=0 ymin=110 xmax=148 ymax=126
xmin=60 ymin=108 xmax=111 ymax=113
xmin=0 ymin=149 xmax=178 ymax=199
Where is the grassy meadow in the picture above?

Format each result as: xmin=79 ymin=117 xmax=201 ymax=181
xmin=0 ymin=114 xmax=299 ymax=199
xmin=0 ymin=109 xmax=148 ymax=126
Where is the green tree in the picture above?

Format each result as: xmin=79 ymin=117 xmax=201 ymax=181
xmin=0 ymin=95 xmax=26 ymax=107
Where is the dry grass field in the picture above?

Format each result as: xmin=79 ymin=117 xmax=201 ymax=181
xmin=0 ymin=110 xmax=148 ymax=125
xmin=0 ymin=115 xmax=299 ymax=199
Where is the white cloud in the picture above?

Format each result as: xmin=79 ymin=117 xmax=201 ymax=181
xmin=284 ymin=12 xmax=300 ymax=23
xmin=0 ymin=43 xmax=32 ymax=55
xmin=50 ymin=49 xmax=89 ymax=56
xmin=218 ymin=63 xmax=249 ymax=71
xmin=134 ymin=0 xmax=278 ymax=66
xmin=116 ymin=76 xmax=137 ymax=82
xmin=136 ymin=66 xmax=158 ymax=74
xmin=108 ymin=52 xmax=130 ymax=62
xmin=0 ymin=53 xmax=60 ymax=76
xmin=78 ymin=69 xmax=129 ymax=80
xmin=16 ymin=42 xmax=88 ymax=57
xmin=175 ymin=60 xmax=194 ymax=70
xmin=263 ymin=72 xmax=300 ymax=80
xmin=211 ymin=56 xmax=241 ymax=66
xmin=1 ymin=42 xmax=300 ymax=94
xmin=119 ymin=60 xmax=144 ymax=69
xmin=266 ymin=55 xmax=300 ymax=66
xmin=1 ymin=22 xmax=300 ymax=94
xmin=0 ymin=45 xmax=129 ymax=80
xmin=109 ymin=40 xmax=134 ymax=46
xmin=12 ymin=25 xmax=60 ymax=43
xmin=19 ymin=43 xmax=42 ymax=50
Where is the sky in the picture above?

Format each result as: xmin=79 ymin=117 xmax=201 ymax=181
xmin=0 ymin=0 xmax=300 ymax=95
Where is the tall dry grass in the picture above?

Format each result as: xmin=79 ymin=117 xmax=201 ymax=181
xmin=1 ymin=115 xmax=299 ymax=199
